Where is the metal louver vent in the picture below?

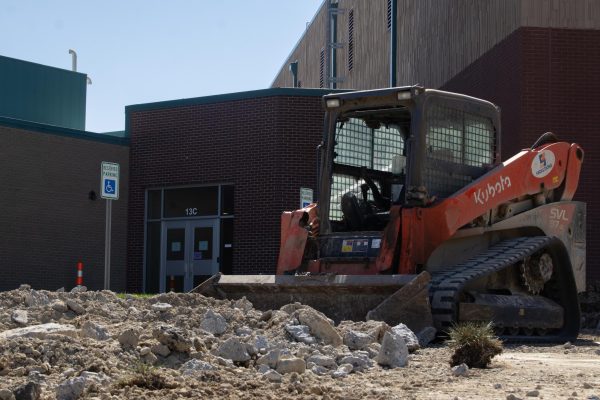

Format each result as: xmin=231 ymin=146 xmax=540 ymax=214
xmin=319 ymin=48 xmax=325 ymax=88
xmin=348 ymin=9 xmax=354 ymax=71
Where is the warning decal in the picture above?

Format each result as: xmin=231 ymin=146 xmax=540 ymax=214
xmin=341 ymin=239 xmax=369 ymax=253
xmin=531 ymin=150 xmax=555 ymax=178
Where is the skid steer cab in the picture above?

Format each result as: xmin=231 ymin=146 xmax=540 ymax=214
xmin=279 ymin=86 xmax=506 ymax=275
xmin=198 ymin=86 xmax=585 ymax=343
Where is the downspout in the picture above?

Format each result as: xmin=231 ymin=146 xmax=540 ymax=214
xmin=389 ymin=0 xmax=397 ymax=87
xmin=331 ymin=1 xmax=338 ymax=89
xmin=69 ymin=49 xmax=92 ymax=85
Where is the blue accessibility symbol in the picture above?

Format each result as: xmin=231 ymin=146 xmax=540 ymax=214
xmin=104 ymin=179 xmax=116 ymax=194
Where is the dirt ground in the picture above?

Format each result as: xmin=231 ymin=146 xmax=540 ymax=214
xmin=0 ymin=286 xmax=598 ymax=400
xmin=382 ymin=336 xmax=600 ymax=400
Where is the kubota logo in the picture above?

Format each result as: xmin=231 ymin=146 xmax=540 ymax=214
xmin=531 ymin=150 xmax=555 ymax=178
xmin=473 ymin=176 xmax=512 ymax=205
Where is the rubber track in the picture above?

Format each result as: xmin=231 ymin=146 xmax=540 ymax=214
xmin=429 ymin=236 xmax=554 ymax=338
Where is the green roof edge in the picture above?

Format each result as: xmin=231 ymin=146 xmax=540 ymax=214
xmin=0 ymin=116 xmax=130 ymax=146
xmin=125 ymin=87 xmax=349 ymax=113
xmin=0 ymin=54 xmax=87 ymax=78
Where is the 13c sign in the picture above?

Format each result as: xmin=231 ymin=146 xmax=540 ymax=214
xmin=185 ymin=208 xmax=198 ymax=216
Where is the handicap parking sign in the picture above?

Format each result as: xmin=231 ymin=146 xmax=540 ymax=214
xmin=104 ymin=179 xmax=116 ymax=194
xmin=101 ymin=162 xmax=119 ymax=199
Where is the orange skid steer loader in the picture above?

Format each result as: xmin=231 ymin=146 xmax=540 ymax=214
xmin=196 ymin=87 xmax=586 ymax=342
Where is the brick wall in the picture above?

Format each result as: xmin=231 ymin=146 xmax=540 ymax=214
xmin=0 ymin=122 xmax=129 ymax=291
xmin=442 ymin=29 xmax=524 ymax=159
xmin=443 ymin=27 xmax=600 ymax=284
xmin=127 ymin=93 xmax=325 ymax=292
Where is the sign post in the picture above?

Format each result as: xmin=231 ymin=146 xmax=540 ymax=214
xmin=101 ymin=162 xmax=119 ymax=290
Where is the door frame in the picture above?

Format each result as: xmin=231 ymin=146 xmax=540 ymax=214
xmin=159 ymin=218 xmax=220 ymax=293
xmin=188 ymin=218 xmax=219 ymax=280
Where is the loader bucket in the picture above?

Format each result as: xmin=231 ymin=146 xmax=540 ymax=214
xmin=193 ymin=271 xmax=433 ymax=333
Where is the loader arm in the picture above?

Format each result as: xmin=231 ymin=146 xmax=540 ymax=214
xmin=399 ymin=141 xmax=584 ymax=273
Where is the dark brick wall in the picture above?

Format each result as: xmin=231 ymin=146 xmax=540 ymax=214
xmin=443 ymin=27 xmax=600 ymax=284
xmin=127 ymin=95 xmax=325 ymax=292
xmin=442 ymin=29 xmax=523 ymax=160
xmin=0 ymin=125 xmax=129 ymax=291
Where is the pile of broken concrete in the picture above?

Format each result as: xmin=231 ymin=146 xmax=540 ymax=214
xmin=0 ymin=285 xmax=436 ymax=399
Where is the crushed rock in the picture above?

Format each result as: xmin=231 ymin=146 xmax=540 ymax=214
xmin=199 ymin=309 xmax=227 ymax=335
xmin=391 ymin=323 xmax=420 ymax=352
xmin=117 ymin=328 xmax=139 ymax=349
xmin=56 ymin=371 xmax=110 ymax=400
xmin=263 ymin=369 xmax=282 ymax=382
xmin=306 ymin=353 xmax=337 ymax=369
xmin=80 ymin=321 xmax=109 ymax=341
xmin=285 ymin=324 xmax=316 ymax=344
xmin=10 ymin=310 xmax=28 ymax=326
xmin=343 ymin=329 xmax=374 ymax=350
xmin=452 ymin=363 xmax=469 ymax=377
xmin=1 ymin=285 xmax=592 ymax=399
xmin=216 ymin=337 xmax=251 ymax=362
xmin=0 ymin=323 xmax=78 ymax=340
xmin=13 ymin=382 xmax=41 ymax=400
xmin=297 ymin=308 xmax=342 ymax=346
xmin=332 ymin=363 xmax=353 ymax=378
xmin=151 ymin=302 xmax=173 ymax=312
xmin=153 ymin=325 xmax=192 ymax=353
xmin=375 ymin=330 xmax=409 ymax=368
xmin=276 ymin=357 xmax=306 ymax=374
xmin=180 ymin=358 xmax=216 ymax=375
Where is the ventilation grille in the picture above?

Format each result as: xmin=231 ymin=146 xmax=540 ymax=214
xmin=319 ymin=48 xmax=325 ymax=88
xmin=348 ymin=9 xmax=354 ymax=71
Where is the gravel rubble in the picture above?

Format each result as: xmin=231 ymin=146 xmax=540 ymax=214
xmin=0 ymin=286 xmax=598 ymax=399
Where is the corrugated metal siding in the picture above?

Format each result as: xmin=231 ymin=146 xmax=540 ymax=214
xmin=337 ymin=0 xmax=390 ymax=90
xmin=0 ymin=55 xmax=87 ymax=130
xmin=272 ymin=0 xmax=600 ymax=91
xmin=272 ymin=0 xmax=390 ymax=90
xmin=521 ymin=0 xmax=600 ymax=29
xmin=396 ymin=0 xmax=600 ymax=89
xmin=272 ymin=3 xmax=328 ymax=89
xmin=395 ymin=0 xmax=521 ymax=89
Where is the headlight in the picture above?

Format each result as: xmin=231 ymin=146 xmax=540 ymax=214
xmin=397 ymin=91 xmax=411 ymax=100
xmin=325 ymin=98 xmax=341 ymax=108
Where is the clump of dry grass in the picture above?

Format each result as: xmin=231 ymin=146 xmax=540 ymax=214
xmin=117 ymin=363 xmax=177 ymax=390
xmin=448 ymin=322 xmax=503 ymax=368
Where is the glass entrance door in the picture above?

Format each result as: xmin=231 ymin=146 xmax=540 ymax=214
xmin=189 ymin=219 xmax=219 ymax=289
xmin=160 ymin=219 xmax=219 ymax=292
xmin=162 ymin=221 xmax=187 ymax=292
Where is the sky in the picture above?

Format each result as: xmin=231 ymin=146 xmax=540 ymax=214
xmin=0 ymin=1 xmax=323 ymax=133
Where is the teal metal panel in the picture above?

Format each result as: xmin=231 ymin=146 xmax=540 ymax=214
xmin=0 ymin=55 xmax=87 ymax=130
xmin=102 ymin=130 xmax=128 ymax=138
xmin=0 ymin=116 xmax=128 ymax=146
